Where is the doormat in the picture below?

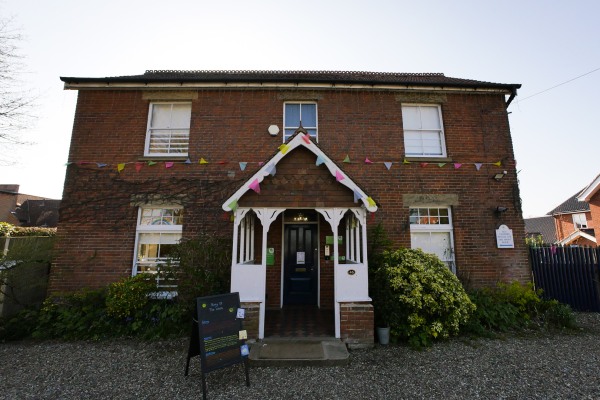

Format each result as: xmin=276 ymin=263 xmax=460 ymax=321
xmin=258 ymin=343 xmax=324 ymax=360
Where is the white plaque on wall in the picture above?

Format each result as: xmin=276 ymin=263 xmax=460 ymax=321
xmin=496 ymin=224 xmax=515 ymax=249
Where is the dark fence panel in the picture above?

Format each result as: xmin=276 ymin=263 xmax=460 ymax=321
xmin=530 ymin=246 xmax=600 ymax=312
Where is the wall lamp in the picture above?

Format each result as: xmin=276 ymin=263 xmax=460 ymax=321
xmin=493 ymin=171 xmax=508 ymax=181
xmin=495 ymin=206 xmax=508 ymax=217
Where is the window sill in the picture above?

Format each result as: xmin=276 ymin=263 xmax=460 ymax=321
xmin=405 ymin=156 xmax=453 ymax=162
xmin=138 ymin=156 xmax=190 ymax=161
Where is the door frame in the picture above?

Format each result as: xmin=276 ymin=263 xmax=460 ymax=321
xmin=280 ymin=211 xmax=320 ymax=308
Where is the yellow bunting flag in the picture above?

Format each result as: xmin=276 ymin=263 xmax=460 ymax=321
xmin=403 ymin=159 xmax=411 ymax=164
xmin=367 ymin=197 xmax=376 ymax=207
xmin=493 ymin=161 xmax=502 ymax=167
xmin=117 ymin=163 xmax=125 ymax=173
xmin=199 ymin=158 xmax=208 ymax=164
xmin=279 ymin=144 xmax=290 ymax=154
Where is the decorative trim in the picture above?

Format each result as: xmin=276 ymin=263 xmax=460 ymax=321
xmin=577 ymin=173 xmax=600 ymax=202
xmin=557 ymin=230 xmax=597 ymax=246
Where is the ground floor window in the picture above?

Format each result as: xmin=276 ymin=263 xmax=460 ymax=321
xmin=409 ymin=207 xmax=455 ymax=273
xmin=134 ymin=206 xmax=183 ymax=279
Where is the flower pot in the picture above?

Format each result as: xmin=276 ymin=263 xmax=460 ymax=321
xmin=376 ymin=327 xmax=390 ymax=345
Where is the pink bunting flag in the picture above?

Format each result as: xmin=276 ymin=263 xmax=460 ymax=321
xmin=302 ymin=134 xmax=311 ymax=144
xmin=165 ymin=162 xmax=174 ymax=169
xmin=454 ymin=163 xmax=462 ymax=169
xmin=474 ymin=163 xmax=483 ymax=171
xmin=335 ymin=170 xmax=345 ymax=181
xmin=218 ymin=161 xmax=226 ymax=165
xmin=258 ymin=162 xmax=264 ymax=166
xmin=420 ymin=163 xmax=428 ymax=168
xmin=364 ymin=158 xmax=373 ymax=164
xmin=249 ymin=179 xmax=261 ymax=193
xmin=135 ymin=162 xmax=143 ymax=172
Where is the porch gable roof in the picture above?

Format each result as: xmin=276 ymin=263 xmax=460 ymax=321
xmin=221 ymin=132 xmax=378 ymax=212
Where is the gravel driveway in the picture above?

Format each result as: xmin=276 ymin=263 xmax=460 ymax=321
xmin=1 ymin=313 xmax=599 ymax=400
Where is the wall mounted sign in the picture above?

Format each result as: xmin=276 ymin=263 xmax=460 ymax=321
xmin=326 ymin=235 xmax=343 ymax=245
xmin=185 ymin=292 xmax=250 ymax=400
xmin=296 ymin=251 xmax=305 ymax=264
xmin=496 ymin=224 xmax=515 ymax=249
xmin=266 ymin=247 xmax=275 ymax=266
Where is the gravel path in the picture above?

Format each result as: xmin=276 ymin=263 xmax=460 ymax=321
xmin=1 ymin=314 xmax=599 ymax=400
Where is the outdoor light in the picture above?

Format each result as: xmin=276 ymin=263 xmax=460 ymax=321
xmin=493 ymin=171 xmax=508 ymax=181
xmin=495 ymin=206 xmax=508 ymax=216
xmin=293 ymin=213 xmax=308 ymax=222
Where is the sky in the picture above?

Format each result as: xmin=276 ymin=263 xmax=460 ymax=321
xmin=1 ymin=0 xmax=599 ymax=218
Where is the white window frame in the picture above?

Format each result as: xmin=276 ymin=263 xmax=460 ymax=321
xmin=283 ymin=102 xmax=318 ymax=142
xmin=402 ymin=104 xmax=447 ymax=158
xmin=573 ymin=213 xmax=588 ymax=229
xmin=144 ymin=102 xmax=191 ymax=157
xmin=409 ymin=206 xmax=455 ymax=273
xmin=132 ymin=206 xmax=183 ymax=287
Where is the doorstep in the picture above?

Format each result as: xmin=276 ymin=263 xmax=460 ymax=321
xmin=248 ymin=338 xmax=349 ymax=367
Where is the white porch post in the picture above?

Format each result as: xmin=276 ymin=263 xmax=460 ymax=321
xmin=254 ymin=208 xmax=284 ymax=339
xmin=316 ymin=208 xmax=347 ymax=338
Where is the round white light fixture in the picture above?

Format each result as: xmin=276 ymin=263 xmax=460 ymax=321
xmin=268 ymin=125 xmax=280 ymax=136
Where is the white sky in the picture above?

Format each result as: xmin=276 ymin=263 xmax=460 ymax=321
xmin=1 ymin=0 xmax=599 ymax=218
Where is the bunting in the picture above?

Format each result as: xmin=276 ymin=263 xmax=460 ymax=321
xmin=199 ymin=158 xmax=208 ymax=164
xmin=239 ymin=162 xmax=247 ymax=171
xmin=165 ymin=162 xmax=174 ymax=169
xmin=384 ymin=162 xmax=393 ymax=170
xmin=302 ymin=134 xmax=311 ymax=144
xmin=279 ymin=144 xmax=290 ymax=154
xmin=316 ymin=155 xmax=326 ymax=166
xmin=249 ymin=179 xmax=261 ymax=193
xmin=117 ymin=163 xmax=125 ymax=173
xmin=364 ymin=158 xmax=372 ymax=164
xmin=343 ymin=155 xmax=351 ymax=163
xmin=335 ymin=170 xmax=345 ymax=181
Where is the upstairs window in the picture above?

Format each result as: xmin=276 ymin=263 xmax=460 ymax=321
xmin=409 ymin=207 xmax=455 ymax=273
xmin=573 ymin=213 xmax=588 ymax=229
xmin=145 ymin=103 xmax=191 ymax=156
xmin=402 ymin=104 xmax=446 ymax=157
xmin=284 ymin=102 xmax=317 ymax=141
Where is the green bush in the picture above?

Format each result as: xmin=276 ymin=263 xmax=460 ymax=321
xmin=106 ymin=273 xmax=156 ymax=319
xmin=370 ymin=248 xmax=476 ymax=348
xmin=464 ymin=281 xmax=577 ymax=335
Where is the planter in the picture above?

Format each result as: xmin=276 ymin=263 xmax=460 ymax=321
xmin=376 ymin=327 xmax=390 ymax=345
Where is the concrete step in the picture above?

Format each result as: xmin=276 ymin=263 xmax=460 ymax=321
xmin=248 ymin=338 xmax=349 ymax=367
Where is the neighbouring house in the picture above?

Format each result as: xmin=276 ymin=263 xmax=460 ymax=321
xmin=51 ymin=70 xmax=529 ymax=346
xmin=575 ymin=173 xmax=600 ymax=245
xmin=0 ymin=184 xmax=60 ymax=228
xmin=524 ymin=216 xmax=557 ymax=244
xmin=548 ymin=191 xmax=596 ymax=246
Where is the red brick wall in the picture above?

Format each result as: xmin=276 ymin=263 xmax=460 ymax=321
xmin=340 ymin=302 xmax=374 ymax=348
xmin=589 ymin=194 xmax=600 ymax=245
xmin=50 ymin=88 xmax=530 ymax=293
xmin=554 ymin=211 xmax=594 ymax=242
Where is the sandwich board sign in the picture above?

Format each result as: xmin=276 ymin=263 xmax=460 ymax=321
xmin=185 ymin=292 xmax=250 ymax=400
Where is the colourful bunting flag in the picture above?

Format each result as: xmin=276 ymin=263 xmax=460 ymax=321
xmin=249 ymin=179 xmax=261 ymax=193
xmin=65 ymin=162 xmax=73 ymax=166
xmin=335 ymin=170 xmax=345 ymax=181
xmin=316 ymin=156 xmax=326 ymax=166
xmin=258 ymin=162 xmax=264 ymax=166
xmin=364 ymin=158 xmax=372 ymax=164
xmin=117 ymin=163 xmax=125 ymax=173
xmin=135 ymin=162 xmax=143 ymax=172
xmin=420 ymin=163 xmax=428 ymax=168
xmin=475 ymin=163 xmax=483 ymax=171
xmin=230 ymin=214 xmax=235 ymax=222
xmin=199 ymin=158 xmax=208 ymax=164
xmin=165 ymin=162 xmax=174 ymax=169
xmin=184 ymin=158 xmax=192 ymax=164
xmin=218 ymin=161 xmax=226 ymax=165
xmin=228 ymin=199 xmax=238 ymax=212
xmin=147 ymin=161 xmax=157 ymax=166
xmin=403 ymin=159 xmax=411 ymax=164
xmin=353 ymin=189 xmax=362 ymax=203
xmin=239 ymin=162 xmax=247 ymax=171
xmin=384 ymin=162 xmax=392 ymax=170
xmin=343 ymin=155 xmax=351 ymax=163
xmin=454 ymin=163 xmax=462 ymax=169
xmin=367 ymin=197 xmax=376 ymax=208
xmin=267 ymin=164 xmax=277 ymax=176
xmin=279 ymin=144 xmax=290 ymax=154
xmin=438 ymin=163 xmax=446 ymax=168
xmin=302 ymin=134 xmax=311 ymax=144
xmin=96 ymin=163 xmax=107 ymax=168
xmin=493 ymin=161 xmax=502 ymax=167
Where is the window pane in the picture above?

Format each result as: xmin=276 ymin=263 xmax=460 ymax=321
xmin=170 ymin=104 xmax=191 ymax=128
xmin=301 ymin=104 xmax=317 ymax=127
xmin=420 ymin=106 xmax=441 ymax=129
xmin=402 ymin=106 xmax=421 ymax=129
xmin=151 ymin=104 xmax=171 ymax=128
xmin=285 ymin=104 xmax=300 ymax=127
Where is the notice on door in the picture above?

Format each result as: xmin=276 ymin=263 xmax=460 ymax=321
xmin=296 ymin=251 xmax=305 ymax=264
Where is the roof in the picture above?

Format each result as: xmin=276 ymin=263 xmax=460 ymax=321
xmin=547 ymin=191 xmax=590 ymax=215
xmin=60 ymin=70 xmax=521 ymax=92
xmin=524 ymin=216 xmax=557 ymax=243
xmin=556 ymin=229 xmax=597 ymax=246
xmin=577 ymin=173 xmax=600 ymax=202
xmin=222 ymin=130 xmax=377 ymax=212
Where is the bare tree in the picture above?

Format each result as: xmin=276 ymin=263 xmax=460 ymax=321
xmin=0 ymin=16 xmax=35 ymax=165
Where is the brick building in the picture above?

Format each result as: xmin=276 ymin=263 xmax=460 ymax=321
xmin=52 ymin=70 xmax=529 ymax=346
